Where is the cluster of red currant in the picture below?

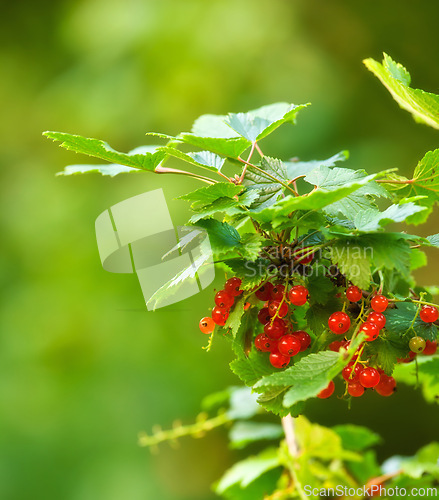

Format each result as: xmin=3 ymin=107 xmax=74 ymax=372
xmin=199 ymin=277 xmax=244 ymax=335
xmin=199 ymin=278 xmax=438 ymax=400
xmin=252 ymin=282 xmax=311 ymax=369
xmin=316 ymin=287 xmax=438 ymax=399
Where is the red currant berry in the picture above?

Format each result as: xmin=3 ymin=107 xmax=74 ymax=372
xmin=342 ymin=363 xmax=362 ymax=382
xmin=359 ymin=367 xmax=380 ymax=388
xmin=255 ymin=282 xmax=274 ymax=301
xmin=292 ymin=330 xmax=311 ymax=351
xmin=255 ymin=333 xmax=275 ymax=352
xmin=211 ymin=306 xmax=229 ymax=326
xmin=214 ymin=290 xmax=234 ymax=310
xmin=268 ymin=300 xmax=288 ymax=318
xmin=409 ymin=336 xmax=426 ymax=353
xmin=371 ymin=294 xmax=388 ymax=313
xmin=348 ymin=381 xmax=365 ymax=398
xmin=271 ymin=284 xmax=286 ymax=301
xmin=360 ymin=322 xmax=380 ymax=341
xmin=269 ymin=351 xmax=290 ymax=369
xmin=199 ymin=317 xmax=215 ymax=334
xmin=225 ymin=277 xmax=243 ymax=296
xmin=374 ymin=375 xmax=396 ymax=397
xmin=278 ymin=334 xmax=301 ymax=357
xmin=264 ymin=318 xmax=287 ymax=340
xmin=422 ymin=340 xmax=438 ymax=356
xmin=346 ymin=286 xmax=362 ymax=302
xmin=419 ymin=305 xmax=439 ymax=323
xmin=293 ymin=246 xmax=314 ymax=265
xmin=244 ymin=302 xmax=251 ymax=311
xmin=257 ymin=307 xmax=271 ymax=325
xmin=328 ymin=311 xmax=351 ymax=335
xmin=317 ymin=380 xmax=335 ymax=399
xmin=288 ymin=285 xmax=309 ymax=306
xmin=367 ymin=311 xmax=386 ymax=330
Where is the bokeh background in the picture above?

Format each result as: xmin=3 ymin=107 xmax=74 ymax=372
xmin=1 ymin=1 xmax=439 ymax=499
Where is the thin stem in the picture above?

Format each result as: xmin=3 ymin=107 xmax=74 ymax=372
xmin=155 ymin=166 xmax=215 ymax=184
xmin=238 ymin=141 xmax=257 ymax=183
xmin=138 ymin=411 xmax=231 ymax=448
xmin=255 ymin=142 xmax=264 ymax=157
xmin=376 ymin=179 xmax=413 ymax=184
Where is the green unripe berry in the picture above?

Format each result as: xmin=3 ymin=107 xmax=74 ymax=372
xmin=409 ymin=336 xmax=426 ymax=353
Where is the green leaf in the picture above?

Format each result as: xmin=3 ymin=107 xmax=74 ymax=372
xmin=44 ymin=132 xmax=165 ymax=172
xmin=179 ymin=183 xmax=243 ymax=207
xmin=248 ymin=170 xmax=382 ymax=224
xmin=365 ymin=332 xmax=408 ymax=375
xmin=57 ymin=163 xmax=139 ymax=177
xmin=229 ymin=422 xmax=284 ymax=449
xmin=329 ymin=240 xmax=372 ymax=289
xmin=225 ymin=297 xmax=246 ymax=337
xmin=305 ymin=274 xmax=335 ymax=305
xmin=256 ymin=390 xmax=304 ymax=417
xmin=244 ymin=156 xmax=289 ymax=209
xmin=255 ymin=351 xmax=344 ymax=407
xmin=405 ymin=149 xmax=439 ymax=223
xmin=285 ymin=150 xmax=348 ymax=179
xmin=230 ymin=348 xmax=276 ymax=386
xmin=221 ymin=259 xmax=269 ymax=291
xmin=364 ymin=53 xmax=439 ymax=130
xmin=332 ymin=425 xmax=382 ymax=452
xmin=384 ymin=302 xmax=438 ymax=342
xmin=353 ymin=202 xmax=427 ymax=231
xmin=305 ymin=296 xmax=343 ymax=336
xmin=225 ymin=102 xmax=309 ymax=142
xmin=215 ymin=447 xmax=281 ymax=494
xmin=159 ymin=146 xmax=226 ymax=172
xmin=305 ymin=166 xmax=389 ymax=219
xmin=194 ymin=220 xmax=265 ymax=260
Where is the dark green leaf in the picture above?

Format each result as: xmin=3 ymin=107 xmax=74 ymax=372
xmin=332 ymin=425 xmax=382 ymax=452
xmin=384 ymin=302 xmax=438 ymax=341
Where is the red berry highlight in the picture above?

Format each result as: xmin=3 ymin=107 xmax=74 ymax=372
xmin=225 ymin=277 xmax=243 ymax=296
xmin=255 ymin=333 xmax=275 ymax=352
xmin=419 ymin=305 xmax=439 ymax=323
xmin=360 ymin=322 xmax=380 ymax=341
xmin=422 ymin=340 xmax=438 ymax=356
xmin=271 ymin=284 xmax=286 ymax=301
xmin=342 ymin=363 xmax=362 ymax=382
xmin=211 ymin=306 xmax=229 ymax=326
xmin=371 ymin=294 xmax=388 ymax=313
xmin=288 ymin=285 xmax=309 ymax=306
xmin=359 ymin=367 xmax=380 ymax=388
xmin=214 ymin=290 xmax=234 ymax=310
xmin=269 ymin=351 xmax=290 ymax=369
xmin=268 ymin=300 xmax=288 ymax=318
xmin=367 ymin=311 xmax=386 ymax=330
xmin=278 ymin=334 xmax=301 ymax=357
xmin=199 ymin=317 xmax=215 ymax=334
xmin=346 ymin=286 xmax=362 ymax=302
xmin=348 ymin=381 xmax=365 ymax=397
xmin=328 ymin=311 xmax=351 ymax=335
xmin=375 ymin=374 xmax=396 ymax=397
xmin=264 ymin=318 xmax=287 ymax=340
xmin=292 ymin=330 xmax=311 ymax=351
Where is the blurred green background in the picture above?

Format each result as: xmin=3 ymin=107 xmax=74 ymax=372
xmin=1 ymin=1 xmax=439 ymax=499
